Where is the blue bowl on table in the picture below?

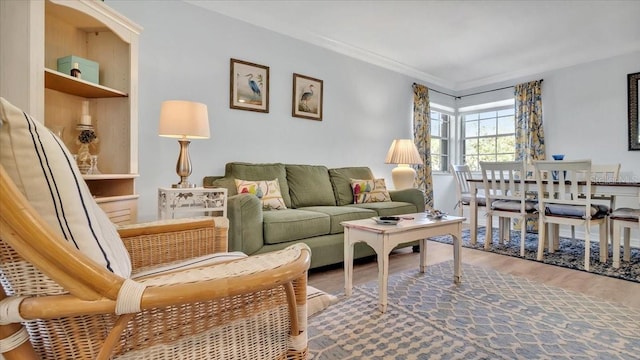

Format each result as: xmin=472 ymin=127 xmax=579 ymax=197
xmin=551 ymin=154 xmax=565 ymax=179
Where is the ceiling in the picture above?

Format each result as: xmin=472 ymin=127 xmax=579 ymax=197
xmin=187 ymin=0 xmax=640 ymax=92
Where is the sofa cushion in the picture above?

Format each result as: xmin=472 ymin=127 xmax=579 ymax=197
xmin=235 ymin=178 xmax=287 ymax=210
xmin=300 ymin=206 xmax=376 ymax=234
xmin=329 ymin=167 xmax=374 ymax=206
xmin=286 ymin=164 xmax=336 ymax=207
xmin=263 ymin=209 xmax=330 ymax=244
xmin=225 ymin=162 xmax=292 ymax=208
xmin=351 ymin=178 xmax=391 ymax=204
xmin=0 ymin=97 xmax=131 ymax=277
xmin=347 ymin=201 xmax=417 ymax=217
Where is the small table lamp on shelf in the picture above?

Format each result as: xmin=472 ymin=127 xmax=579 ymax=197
xmin=159 ymin=100 xmax=210 ymax=188
xmin=385 ymin=139 xmax=422 ymax=190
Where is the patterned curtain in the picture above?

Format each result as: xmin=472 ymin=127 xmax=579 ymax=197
xmin=514 ymin=80 xmax=545 ymax=232
xmin=514 ymin=80 xmax=545 ymax=166
xmin=412 ymin=83 xmax=434 ymax=209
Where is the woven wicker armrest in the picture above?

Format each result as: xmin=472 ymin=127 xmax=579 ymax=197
xmin=118 ymin=217 xmax=229 ymax=271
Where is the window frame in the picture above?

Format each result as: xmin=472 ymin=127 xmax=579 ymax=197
xmin=429 ymin=103 xmax=454 ymax=173
xmin=459 ymin=100 xmax=516 ymax=171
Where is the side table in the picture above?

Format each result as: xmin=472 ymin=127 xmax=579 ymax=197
xmin=158 ymin=187 xmax=227 ymax=220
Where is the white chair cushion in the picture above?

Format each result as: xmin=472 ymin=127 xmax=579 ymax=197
xmin=132 ymin=252 xmax=248 ymax=279
xmin=0 ymin=97 xmax=132 ymax=277
xmin=536 ymin=203 xmax=608 ymax=218
xmin=461 ymin=194 xmax=487 ymax=206
xmin=490 ymin=200 xmax=536 ymax=212
xmin=610 ymin=208 xmax=640 ymax=221
xmin=307 ymin=285 xmax=338 ymax=317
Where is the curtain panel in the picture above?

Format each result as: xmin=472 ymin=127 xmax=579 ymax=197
xmin=514 ymin=80 xmax=545 ymax=232
xmin=514 ymin=80 xmax=546 ymax=165
xmin=412 ymin=83 xmax=434 ymax=209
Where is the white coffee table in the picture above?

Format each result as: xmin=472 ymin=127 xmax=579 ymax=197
xmin=342 ymin=213 xmax=464 ymax=313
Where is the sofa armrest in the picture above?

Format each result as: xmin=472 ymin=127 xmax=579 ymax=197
xmin=118 ymin=217 xmax=228 ymax=271
xmin=389 ymin=188 xmax=426 ymax=212
xmin=227 ymin=193 xmax=264 ymax=254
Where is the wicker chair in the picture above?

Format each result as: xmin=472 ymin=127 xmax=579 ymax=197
xmin=0 ymin=163 xmax=311 ymax=359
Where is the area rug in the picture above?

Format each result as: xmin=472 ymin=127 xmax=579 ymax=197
xmin=427 ymin=227 xmax=640 ymax=283
xmin=307 ymin=261 xmax=640 ymax=360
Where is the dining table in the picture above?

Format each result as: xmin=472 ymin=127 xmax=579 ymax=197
xmin=466 ymin=178 xmax=640 ymax=245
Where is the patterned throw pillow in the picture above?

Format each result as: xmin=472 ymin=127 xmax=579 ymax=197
xmin=350 ymin=178 xmax=391 ymax=204
xmin=235 ymin=178 xmax=287 ymax=210
xmin=0 ymin=97 xmax=132 ymax=277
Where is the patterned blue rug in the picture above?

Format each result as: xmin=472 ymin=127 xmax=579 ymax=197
xmin=428 ymin=227 xmax=640 ymax=283
xmin=307 ymin=261 xmax=640 ymax=359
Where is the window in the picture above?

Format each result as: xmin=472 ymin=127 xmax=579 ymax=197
xmin=460 ymin=100 xmax=515 ymax=171
xmin=430 ymin=104 xmax=452 ymax=172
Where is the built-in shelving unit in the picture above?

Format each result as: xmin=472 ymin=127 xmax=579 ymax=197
xmin=1 ymin=0 xmax=142 ymax=224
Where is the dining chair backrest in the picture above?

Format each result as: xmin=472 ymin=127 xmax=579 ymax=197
xmin=451 ymin=163 xmax=473 ymax=199
xmin=479 ymin=161 xmax=528 ymax=208
xmin=533 ymin=160 xmax=593 ymax=217
xmin=591 ymin=164 xmax=621 ymax=182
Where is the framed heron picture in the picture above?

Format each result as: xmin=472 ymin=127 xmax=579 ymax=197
xmin=292 ymin=73 xmax=323 ymax=121
xmin=230 ymin=58 xmax=269 ymax=113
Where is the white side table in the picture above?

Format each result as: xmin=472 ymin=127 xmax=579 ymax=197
xmin=158 ymin=187 xmax=227 ymax=220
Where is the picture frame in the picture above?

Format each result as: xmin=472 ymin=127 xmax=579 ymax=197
xmin=292 ymin=73 xmax=323 ymax=121
xmin=628 ymin=72 xmax=639 ymax=151
xmin=230 ymin=58 xmax=269 ymax=113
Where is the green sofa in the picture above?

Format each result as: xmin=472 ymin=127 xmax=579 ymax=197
xmin=203 ymin=162 xmax=426 ymax=269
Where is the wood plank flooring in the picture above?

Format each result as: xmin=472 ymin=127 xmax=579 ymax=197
xmin=308 ymin=240 xmax=640 ymax=309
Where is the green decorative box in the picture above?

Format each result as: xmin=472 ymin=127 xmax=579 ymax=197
xmin=57 ymin=55 xmax=99 ymax=85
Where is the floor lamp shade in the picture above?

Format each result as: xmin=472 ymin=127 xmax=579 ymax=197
xmin=159 ymin=100 xmax=210 ymax=188
xmin=385 ymin=139 xmax=422 ymax=190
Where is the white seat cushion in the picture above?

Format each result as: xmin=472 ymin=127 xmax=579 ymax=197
xmin=132 ymin=252 xmax=248 ymax=279
xmin=610 ymin=208 xmax=640 ymax=221
xmin=490 ymin=199 xmax=536 ymax=212
xmin=0 ymin=97 xmax=132 ymax=277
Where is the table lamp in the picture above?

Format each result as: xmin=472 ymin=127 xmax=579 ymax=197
xmin=384 ymin=139 xmax=423 ymax=190
xmin=159 ymin=100 xmax=210 ymax=188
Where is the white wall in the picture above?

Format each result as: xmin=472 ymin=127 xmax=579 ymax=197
xmin=108 ymin=1 xmax=638 ymax=245
xmin=108 ymin=0 xmax=452 ymax=221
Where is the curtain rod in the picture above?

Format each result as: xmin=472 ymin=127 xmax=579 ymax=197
xmin=419 ymin=79 xmax=544 ymax=100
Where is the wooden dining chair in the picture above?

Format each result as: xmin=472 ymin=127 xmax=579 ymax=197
xmin=479 ymin=161 xmax=537 ymax=257
xmin=532 ymin=160 xmax=608 ymax=271
xmin=451 ymin=163 xmax=486 ymax=218
xmin=610 ymin=208 xmax=639 ymax=269
xmin=571 ymin=163 xmax=621 ymax=241
xmin=0 ymin=97 xmax=311 ymax=360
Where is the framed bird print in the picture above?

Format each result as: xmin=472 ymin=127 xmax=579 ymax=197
xmin=230 ymin=58 xmax=269 ymax=113
xmin=292 ymin=73 xmax=323 ymax=121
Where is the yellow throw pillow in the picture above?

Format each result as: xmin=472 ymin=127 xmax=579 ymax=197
xmin=350 ymin=178 xmax=391 ymax=204
xmin=235 ymin=178 xmax=287 ymax=210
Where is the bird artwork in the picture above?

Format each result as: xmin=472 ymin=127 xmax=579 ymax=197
xmin=298 ymin=84 xmax=314 ymax=112
xmin=245 ymin=73 xmax=261 ymax=102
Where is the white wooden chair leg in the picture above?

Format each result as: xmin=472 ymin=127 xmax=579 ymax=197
xmin=520 ymin=221 xmax=526 ymax=257
xmin=623 ymin=227 xmax=631 ymax=262
xmin=485 ymin=215 xmax=493 ymax=250
xmin=612 ymin=221 xmax=621 ymax=269
xmin=584 ymin=226 xmax=591 ymax=272
xmin=537 ymin=218 xmax=546 ymax=261
xmin=599 ymin=222 xmax=607 ymax=263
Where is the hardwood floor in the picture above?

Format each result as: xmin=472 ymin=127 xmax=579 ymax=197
xmin=308 ymin=240 xmax=640 ymax=309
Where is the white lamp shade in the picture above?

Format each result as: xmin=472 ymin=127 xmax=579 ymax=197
xmin=385 ymin=139 xmax=422 ymax=165
xmin=159 ymin=100 xmax=210 ymax=139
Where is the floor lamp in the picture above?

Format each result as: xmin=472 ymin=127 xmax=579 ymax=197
xmin=159 ymin=100 xmax=210 ymax=188
xmin=385 ymin=139 xmax=423 ymax=190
